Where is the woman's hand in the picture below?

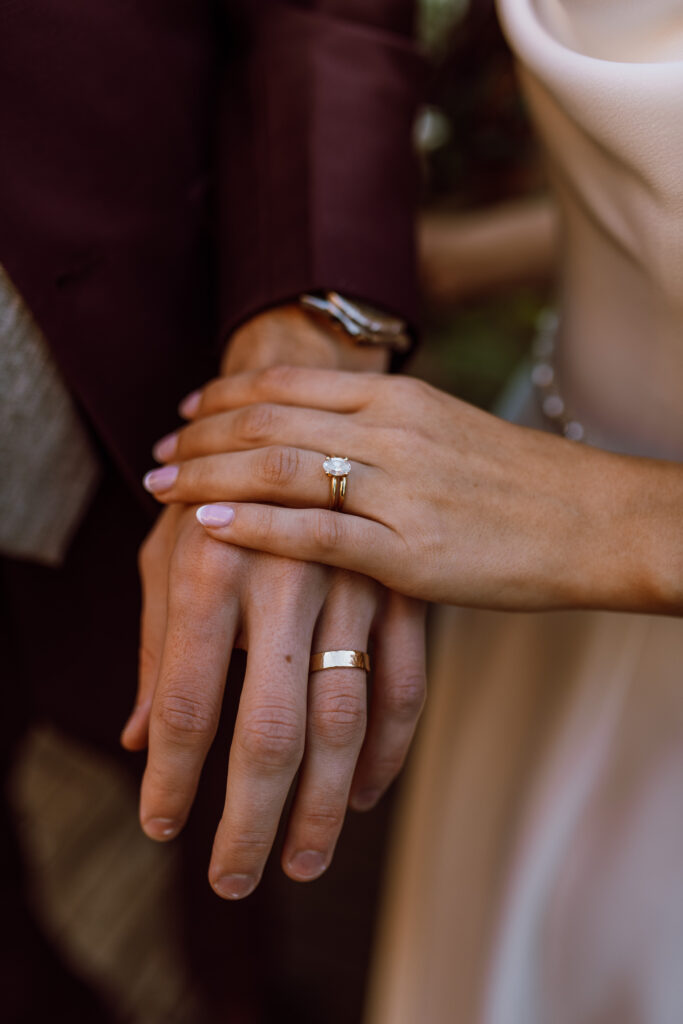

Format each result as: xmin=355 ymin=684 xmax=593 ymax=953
xmin=144 ymin=366 xmax=682 ymax=613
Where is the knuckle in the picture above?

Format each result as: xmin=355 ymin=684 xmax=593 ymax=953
xmin=238 ymin=705 xmax=303 ymax=770
xmin=381 ymin=673 xmax=426 ymax=722
xmin=172 ymin=526 xmax=230 ymax=581
xmin=250 ymin=503 xmax=276 ymax=544
xmin=259 ymin=445 xmax=300 ymax=487
xmin=387 ymin=375 xmax=430 ymax=408
xmin=264 ymin=552 xmax=315 ymax=598
xmin=226 ymin=828 xmax=273 ymax=859
xmin=156 ymin=690 xmax=216 ymax=739
xmin=410 ymin=376 xmax=435 ymax=401
xmin=310 ymin=689 xmax=366 ymax=747
xmin=234 ymin=403 xmax=276 ymax=444
xmin=256 ymin=364 xmax=298 ymax=395
xmin=300 ymin=805 xmax=345 ymax=836
xmin=312 ymin=510 xmax=346 ymax=551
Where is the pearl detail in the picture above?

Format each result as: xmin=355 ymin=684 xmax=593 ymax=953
xmin=531 ymin=311 xmax=588 ymax=443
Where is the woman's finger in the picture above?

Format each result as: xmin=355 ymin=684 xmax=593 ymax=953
xmin=153 ymin=404 xmax=369 ymax=465
xmin=280 ymin=572 xmax=378 ymax=881
xmin=349 ymin=592 xmax=427 ymax=811
xmin=179 ymin=365 xmax=381 ymax=421
xmin=194 ymin=502 xmax=399 ymax=586
xmin=142 ymin=446 xmax=380 ymax=518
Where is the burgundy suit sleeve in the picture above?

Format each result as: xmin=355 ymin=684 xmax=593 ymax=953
xmin=217 ymin=0 xmax=423 ymax=341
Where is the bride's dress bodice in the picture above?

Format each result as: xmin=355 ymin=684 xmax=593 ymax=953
xmin=497 ymin=0 xmax=683 ymax=458
xmin=367 ymin=11 xmax=683 ymax=1024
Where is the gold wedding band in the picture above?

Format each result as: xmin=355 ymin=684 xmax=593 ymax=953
xmin=322 ymin=456 xmax=351 ymax=512
xmin=309 ymin=650 xmax=371 ymax=673
xmin=329 ymin=474 xmax=347 ymax=512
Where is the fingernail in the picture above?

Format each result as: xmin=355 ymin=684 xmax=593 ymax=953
xmin=350 ymin=789 xmax=381 ymax=811
xmin=287 ymin=850 xmax=328 ymax=880
xmin=143 ymin=817 xmax=179 ymax=840
xmin=212 ymin=874 xmax=256 ymax=900
xmin=143 ymin=465 xmax=179 ymax=493
xmin=196 ymin=504 xmax=235 ymax=528
xmin=179 ymin=389 xmax=202 ymax=418
xmin=152 ymin=431 xmax=178 ymax=462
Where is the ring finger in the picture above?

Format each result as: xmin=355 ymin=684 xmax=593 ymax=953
xmin=143 ymin=446 xmax=382 ymax=519
xmin=282 ymin=572 xmax=378 ymax=881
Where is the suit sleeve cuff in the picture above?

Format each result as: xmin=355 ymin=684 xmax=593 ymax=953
xmin=215 ymin=6 xmax=424 ymax=344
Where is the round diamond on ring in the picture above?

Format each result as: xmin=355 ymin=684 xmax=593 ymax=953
xmin=323 ymin=456 xmax=351 ymax=477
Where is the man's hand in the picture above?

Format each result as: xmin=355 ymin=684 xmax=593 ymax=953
xmin=218 ymin=303 xmax=389 ymax=377
xmin=121 ymin=305 xmax=426 ymax=898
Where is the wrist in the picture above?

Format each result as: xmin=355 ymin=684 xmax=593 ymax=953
xmin=612 ymin=456 xmax=683 ymax=613
xmin=221 ymin=304 xmax=389 ymax=376
xmin=565 ymin=448 xmax=683 ymax=613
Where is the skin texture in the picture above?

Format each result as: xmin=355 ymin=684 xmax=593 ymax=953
xmin=122 ymin=309 xmax=427 ymax=900
xmin=144 ymin=365 xmax=683 ymax=616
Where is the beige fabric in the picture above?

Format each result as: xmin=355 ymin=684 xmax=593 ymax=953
xmin=0 ymin=266 xmax=100 ymax=565
xmin=368 ymin=4 xmax=683 ymax=1023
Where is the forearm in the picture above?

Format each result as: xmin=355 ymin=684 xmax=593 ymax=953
xmin=419 ymin=198 xmax=558 ymax=306
xmin=146 ymin=367 xmax=683 ymax=618
xmin=571 ymin=447 xmax=683 ymax=614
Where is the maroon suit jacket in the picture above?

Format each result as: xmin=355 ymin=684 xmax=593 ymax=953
xmin=0 ymin=0 xmax=421 ymax=503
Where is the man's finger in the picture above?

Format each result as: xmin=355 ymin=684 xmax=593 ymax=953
xmin=140 ymin=525 xmax=240 ymax=840
xmin=121 ymin=507 xmax=177 ymax=751
xmin=349 ymin=592 xmax=426 ymax=811
xmin=207 ymin=562 xmax=327 ymax=899
xmin=281 ymin=572 xmax=378 ymax=882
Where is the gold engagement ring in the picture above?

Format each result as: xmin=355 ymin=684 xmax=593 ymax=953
xmin=322 ymin=456 xmax=351 ymax=512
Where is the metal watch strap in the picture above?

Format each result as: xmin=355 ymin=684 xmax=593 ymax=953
xmin=300 ymin=291 xmax=412 ymax=353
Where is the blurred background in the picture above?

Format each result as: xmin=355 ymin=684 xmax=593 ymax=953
xmin=10 ymin=2 xmax=557 ymax=1021
xmin=412 ymin=0 xmax=555 ymax=407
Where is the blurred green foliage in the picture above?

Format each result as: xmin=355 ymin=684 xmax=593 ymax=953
xmin=418 ymin=0 xmax=468 ymax=54
xmin=409 ymin=290 xmax=546 ymax=409
xmin=414 ymin=0 xmax=551 ymax=409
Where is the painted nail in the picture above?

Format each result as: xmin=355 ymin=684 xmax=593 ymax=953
xmin=152 ymin=431 xmax=178 ymax=462
xmin=143 ymin=465 xmax=179 ymax=493
xmin=179 ymin=389 xmax=202 ymax=418
xmin=196 ymin=504 xmax=235 ymax=528
xmin=350 ymin=789 xmax=382 ymax=812
xmin=143 ymin=817 xmax=179 ymax=840
xmin=212 ymin=874 xmax=256 ymax=900
xmin=287 ymin=850 xmax=327 ymax=880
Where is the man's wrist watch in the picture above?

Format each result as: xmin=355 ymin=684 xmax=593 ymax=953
xmin=300 ymin=291 xmax=412 ymax=353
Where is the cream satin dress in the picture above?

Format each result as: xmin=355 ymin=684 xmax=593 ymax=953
xmin=368 ymin=3 xmax=683 ymax=1022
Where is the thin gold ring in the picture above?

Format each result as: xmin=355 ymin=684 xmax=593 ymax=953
xmin=329 ymin=474 xmax=347 ymax=512
xmin=322 ymin=456 xmax=351 ymax=512
xmin=310 ymin=650 xmax=371 ymax=673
